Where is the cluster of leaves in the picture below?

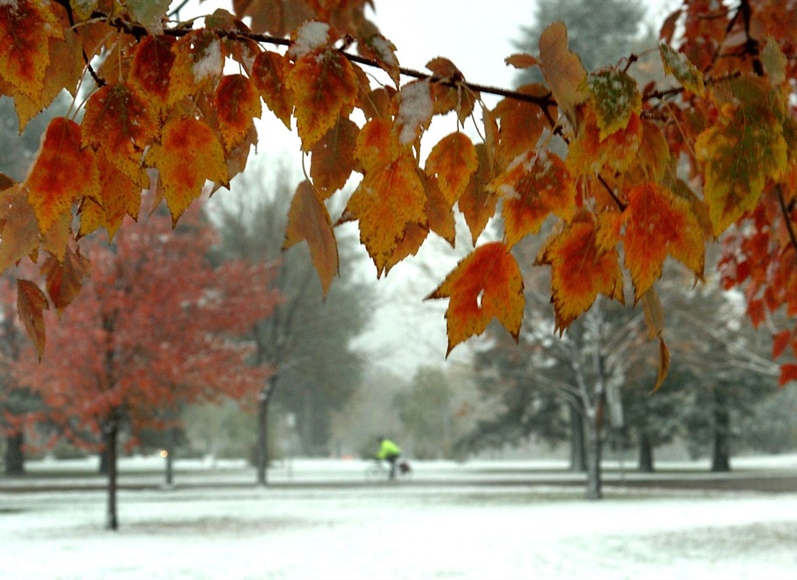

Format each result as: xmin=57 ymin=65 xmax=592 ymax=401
xmin=1 ymin=0 xmax=796 ymax=388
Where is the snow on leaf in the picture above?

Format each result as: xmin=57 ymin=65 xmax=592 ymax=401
xmin=696 ymin=80 xmax=788 ymax=235
xmin=396 ymin=80 xmax=434 ymax=146
xmin=623 ymin=182 xmax=706 ymax=300
xmin=287 ymin=20 xmax=330 ymax=59
xmin=129 ymin=36 xmax=176 ymax=115
xmin=27 ymin=118 xmax=100 ymax=234
xmin=251 ymin=50 xmax=293 ymax=128
xmin=586 ymin=69 xmax=641 ymax=141
xmin=344 ymin=153 xmax=426 ymax=276
xmin=311 ymin=117 xmax=359 ymax=197
xmin=489 ymin=150 xmax=576 ymax=248
xmin=0 ymin=183 xmax=40 ymax=272
xmin=0 ymin=0 xmax=63 ymax=100
xmin=145 ymin=117 xmax=229 ymax=224
xmin=358 ymin=34 xmax=400 ymax=85
xmin=125 ymin=0 xmax=170 ymax=33
xmin=538 ymin=21 xmax=588 ymax=123
xmin=17 ymin=279 xmax=48 ymax=361
xmin=459 ymin=144 xmax=498 ymax=245
xmin=81 ymin=83 xmax=158 ymax=182
xmin=536 ymin=213 xmax=624 ymax=332
xmin=216 ymin=74 xmax=262 ymax=152
xmin=424 ymin=132 xmax=478 ymax=206
xmin=286 ymin=49 xmax=358 ymax=151
xmin=169 ymin=30 xmax=223 ymax=105
xmin=659 ymin=43 xmax=705 ymax=97
xmin=283 ymin=180 xmax=339 ymax=298
xmin=427 ymin=242 xmax=525 ymax=355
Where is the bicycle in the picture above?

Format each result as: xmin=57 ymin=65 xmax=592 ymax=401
xmin=364 ymin=458 xmax=412 ymax=482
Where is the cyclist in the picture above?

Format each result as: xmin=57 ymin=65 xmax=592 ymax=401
xmin=375 ymin=436 xmax=401 ymax=480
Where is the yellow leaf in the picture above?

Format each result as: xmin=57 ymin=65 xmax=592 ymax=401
xmin=538 ymin=21 xmax=588 ymax=124
xmin=424 ymin=132 xmax=478 ymax=206
xmin=0 ymin=184 xmax=40 ymax=272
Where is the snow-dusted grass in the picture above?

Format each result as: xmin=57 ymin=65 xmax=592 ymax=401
xmin=2 ymin=456 xmax=796 ymax=579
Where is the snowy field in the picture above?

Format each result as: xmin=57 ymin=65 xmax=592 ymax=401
xmin=2 ymin=456 xmax=797 ymax=579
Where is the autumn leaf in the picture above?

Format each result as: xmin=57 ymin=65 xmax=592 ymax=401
xmin=286 ymin=49 xmax=359 ymax=151
xmin=251 ymin=50 xmax=294 ymax=128
xmin=169 ymin=29 xmax=224 ymax=105
xmin=424 ymin=132 xmax=478 ymax=206
xmin=623 ymin=182 xmax=706 ymax=300
xmin=284 ymin=181 xmax=339 ymax=297
xmin=311 ymin=117 xmax=359 ymax=196
xmin=653 ymin=337 xmax=670 ymax=393
xmin=215 ymin=74 xmax=262 ymax=151
xmin=493 ymin=84 xmax=554 ymax=168
xmin=537 ymin=213 xmax=624 ymax=332
xmin=129 ymin=36 xmax=176 ymax=115
xmin=659 ymin=43 xmax=705 ymax=97
xmin=344 ymin=153 xmax=426 ymax=276
xmin=538 ymin=21 xmax=588 ymax=124
xmin=82 ymin=83 xmax=159 ymax=182
xmin=0 ymin=184 xmax=40 ymax=272
xmin=42 ymin=248 xmax=91 ymax=313
xmin=696 ymin=79 xmax=788 ymax=235
xmin=17 ymin=279 xmax=48 ymax=360
xmin=427 ymin=242 xmax=525 ymax=355
xmin=78 ymin=151 xmax=143 ymax=240
xmin=27 ymin=118 xmax=100 ymax=233
xmin=459 ymin=144 xmax=498 ymax=245
xmin=585 ymin=69 xmax=641 ymax=140
xmin=641 ymin=288 xmax=665 ymax=340
xmin=779 ymin=363 xmax=797 ymax=387
xmin=505 ymin=53 xmax=539 ymax=69
xmin=145 ymin=117 xmax=229 ymax=223
xmin=567 ymin=104 xmax=642 ymax=178
xmin=358 ymin=34 xmax=400 ymax=85
xmin=423 ymin=174 xmax=456 ymax=247
xmin=0 ymin=0 xmax=63 ymax=100
xmin=396 ymin=80 xmax=434 ymax=146
xmin=354 ymin=118 xmax=398 ymax=172
xmin=489 ymin=150 xmax=576 ymax=248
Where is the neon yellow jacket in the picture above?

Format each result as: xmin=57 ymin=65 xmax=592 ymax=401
xmin=377 ymin=438 xmax=401 ymax=459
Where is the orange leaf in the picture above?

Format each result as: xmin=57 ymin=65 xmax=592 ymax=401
xmin=427 ymin=242 xmax=525 ymax=355
xmin=623 ymin=183 xmax=706 ymax=300
xmin=773 ymin=329 xmax=792 ymax=360
xmin=384 ymin=222 xmax=429 ymax=275
xmin=489 ymin=150 xmax=576 ymax=248
xmin=424 ymin=132 xmax=478 ymax=206
xmin=344 ymin=153 xmax=426 ymax=276
xmin=459 ymin=144 xmax=498 ymax=245
xmin=538 ymin=21 xmax=588 ymax=123
xmin=537 ymin=213 xmax=624 ymax=331
xmin=283 ymin=181 xmax=339 ymax=298
xmin=216 ymin=74 xmax=262 ymax=151
xmin=0 ymin=184 xmax=40 ymax=272
xmin=27 ymin=118 xmax=100 ymax=233
xmin=286 ymin=49 xmax=358 ymax=151
xmin=354 ymin=118 xmax=398 ymax=172
xmin=567 ymin=105 xmax=642 ymax=177
xmin=17 ymin=279 xmax=48 ymax=360
xmin=0 ymin=0 xmax=62 ymax=99
xmin=423 ymin=174 xmax=456 ymax=247
xmin=778 ymin=363 xmax=797 ymax=387
xmin=129 ymin=36 xmax=176 ymax=115
xmin=653 ymin=337 xmax=670 ymax=393
xmin=145 ymin=118 xmax=229 ymax=223
xmin=311 ymin=117 xmax=359 ymax=196
xmin=42 ymin=248 xmax=90 ymax=313
xmin=78 ymin=151 xmax=143 ymax=240
xmin=358 ymin=34 xmax=400 ymax=85
xmin=505 ymin=53 xmax=539 ymax=69
xmin=82 ymin=82 xmax=159 ymax=182
xmin=251 ymin=50 xmax=294 ymax=128
xmin=493 ymin=84 xmax=553 ymax=168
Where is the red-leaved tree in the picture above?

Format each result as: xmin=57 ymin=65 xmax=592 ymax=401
xmin=19 ymin=200 xmax=280 ymax=530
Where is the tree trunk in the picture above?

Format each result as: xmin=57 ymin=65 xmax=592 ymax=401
xmin=638 ymin=431 xmax=654 ymax=473
xmin=584 ymin=409 xmax=603 ymax=500
xmin=4 ymin=431 xmax=25 ymax=476
xmin=711 ymin=388 xmax=731 ymax=473
xmin=569 ymin=402 xmax=586 ymax=472
xmin=99 ymin=433 xmax=111 ymax=475
xmin=105 ymin=417 xmax=119 ymax=531
xmin=256 ymin=385 xmax=271 ymax=486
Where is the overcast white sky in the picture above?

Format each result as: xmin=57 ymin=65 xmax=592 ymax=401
xmin=189 ymin=0 xmax=683 ymax=377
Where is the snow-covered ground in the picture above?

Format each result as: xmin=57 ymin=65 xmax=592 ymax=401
xmin=2 ymin=456 xmax=796 ymax=579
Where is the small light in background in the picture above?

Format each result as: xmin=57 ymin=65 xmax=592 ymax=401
xmin=160 ymin=449 xmax=168 ymax=458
